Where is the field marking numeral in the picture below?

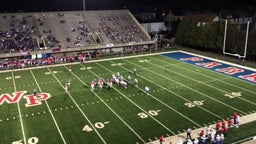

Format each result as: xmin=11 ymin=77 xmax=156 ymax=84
xmin=83 ymin=121 xmax=110 ymax=132
xmin=111 ymin=63 xmax=123 ymax=66
xmin=184 ymin=100 xmax=204 ymax=108
xmin=83 ymin=125 xmax=93 ymax=132
xmin=6 ymin=77 xmax=12 ymax=80
xmin=224 ymin=92 xmax=242 ymax=98
xmin=139 ymin=59 xmax=149 ymax=63
xmin=12 ymin=137 xmax=39 ymax=144
xmin=138 ymin=110 xmax=161 ymax=119
xmin=45 ymin=71 xmax=59 ymax=75
xmin=6 ymin=76 xmax=21 ymax=80
xmin=14 ymin=76 xmax=21 ymax=79
xmin=80 ymin=67 xmax=93 ymax=70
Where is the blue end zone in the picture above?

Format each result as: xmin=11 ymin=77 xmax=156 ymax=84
xmin=161 ymin=52 xmax=256 ymax=85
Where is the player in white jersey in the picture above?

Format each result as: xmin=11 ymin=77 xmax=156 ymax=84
xmin=68 ymin=65 xmax=72 ymax=72
xmin=114 ymin=77 xmax=120 ymax=86
xmin=134 ymin=78 xmax=138 ymax=87
xmin=120 ymin=75 xmax=124 ymax=81
xmin=133 ymin=68 xmax=136 ymax=75
xmin=64 ymin=82 xmax=68 ymax=92
xmin=127 ymin=76 xmax=131 ymax=84
xmin=145 ymin=86 xmax=150 ymax=95
xmin=116 ymin=72 xmax=120 ymax=78
xmin=91 ymin=79 xmax=96 ymax=91
xmin=112 ymin=74 xmax=115 ymax=79
xmin=120 ymin=80 xmax=127 ymax=89
xmin=33 ymin=88 xmax=37 ymax=96
xmin=67 ymin=79 xmax=71 ymax=87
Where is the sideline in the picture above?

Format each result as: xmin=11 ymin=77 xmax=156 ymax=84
xmin=0 ymin=51 xmax=177 ymax=74
xmin=1 ymin=50 xmax=255 ymax=73
xmin=147 ymin=113 xmax=256 ymax=144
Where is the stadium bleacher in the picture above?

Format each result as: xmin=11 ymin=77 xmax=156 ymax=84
xmin=0 ymin=10 xmax=152 ymax=55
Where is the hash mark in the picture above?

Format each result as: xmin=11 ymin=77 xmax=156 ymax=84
xmin=104 ymin=121 xmax=110 ymax=124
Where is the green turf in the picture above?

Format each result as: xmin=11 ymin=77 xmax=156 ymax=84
xmin=0 ymin=52 xmax=255 ymax=144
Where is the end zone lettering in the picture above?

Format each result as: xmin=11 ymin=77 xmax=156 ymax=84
xmin=239 ymin=73 xmax=256 ymax=83
xmin=180 ymin=57 xmax=203 ymax=61
xmin=0 ymin=91 xmax=51 ymax=107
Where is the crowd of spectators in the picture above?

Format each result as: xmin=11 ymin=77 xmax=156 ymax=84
xmin=0 ymin=11 xmax=151 ymax=55
xmin=0 ymin=14 xmax=37 ymax=53
xmin=96 ymin=15 xmax=146 ymax=44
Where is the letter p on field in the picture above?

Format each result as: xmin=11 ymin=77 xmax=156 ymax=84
xmin=24 ymin=93 xmax=51 ymax=107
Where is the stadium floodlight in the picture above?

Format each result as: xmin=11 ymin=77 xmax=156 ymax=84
xmin=222 ymin=19 xmax=249 ymax=59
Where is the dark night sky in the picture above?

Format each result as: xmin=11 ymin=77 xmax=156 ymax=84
xmin=0 ymin=0 xmax=255 ymax=14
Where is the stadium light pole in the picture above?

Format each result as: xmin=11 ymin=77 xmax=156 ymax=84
xmin=243 ymin=21 xmax=250 ymax=58
xmin=222 ymin=19 xmax=227 ymax=54
xmin=83 ymin=0 xmax=86 ymax=11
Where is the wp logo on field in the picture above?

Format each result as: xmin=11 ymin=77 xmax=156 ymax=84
xmin=0 ymin=91 xmax=51 ymax=107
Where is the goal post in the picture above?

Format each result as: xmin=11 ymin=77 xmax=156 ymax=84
xmin=222 ymin=19 xmax=249 ymax=59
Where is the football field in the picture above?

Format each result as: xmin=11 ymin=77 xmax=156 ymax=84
xmin=0 ymin=51 xmax=256 ymax=144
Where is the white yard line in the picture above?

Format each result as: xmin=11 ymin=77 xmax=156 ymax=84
xmin=47 ymin=67 xmax=107 ymax=144
xmin=11 ymin=71 xmax=27 ymax=144
xmin=64 ymin=65 xmax=146 ymax=143
xmin=30 ymin=69 xmax=67 ymax=144
xmin=151 ymin=56 xmax=256 ymax=106
xmin=89 ymin=63 xmax=176 ymax=135
xmin=102 ymin=61 xmax=203 ymax=127
xmin=125 ymin=59 xmax=247 ymax=115
xmin=120 ymin=59 xmax=225 ymax=120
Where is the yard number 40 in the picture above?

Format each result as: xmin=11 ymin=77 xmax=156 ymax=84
xmin=83 ymin=121 xmax=110 ymax=132
xmin=12 ymin=137 xmax=39 ymax=144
